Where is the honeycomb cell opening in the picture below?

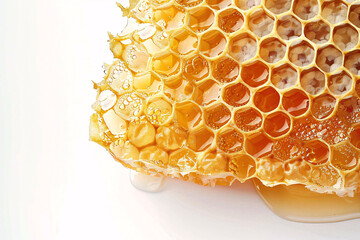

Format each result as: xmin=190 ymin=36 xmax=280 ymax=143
xmin=199 ymin=30 xmax=227 ymax=58
xmin=288 ymin=40 xmax=315 ymax=67
xmin=218 ymin=8 xmax=244 ymax=33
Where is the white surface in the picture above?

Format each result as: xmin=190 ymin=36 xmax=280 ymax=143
xmin=0 ymin=0 xmax=359 ymax=239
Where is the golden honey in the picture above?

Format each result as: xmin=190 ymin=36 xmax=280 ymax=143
xmin=90 ymin=0 xmax=360 ymax=206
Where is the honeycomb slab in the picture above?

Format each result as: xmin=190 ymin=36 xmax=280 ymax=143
xmin=90 ymin=0 xmax=360 ymax=196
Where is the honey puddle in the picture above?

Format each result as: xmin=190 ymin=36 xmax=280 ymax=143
xmin=254 ymin=179 xmax=360 ymax=223
xmin=130 ymin=170 xmax=165 ymax=193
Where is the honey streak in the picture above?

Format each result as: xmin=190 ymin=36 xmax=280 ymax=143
xmin=254 ymin=179 xmax=360 ymax=223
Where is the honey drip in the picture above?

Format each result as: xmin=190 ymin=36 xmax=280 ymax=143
xmin=254 ymin=179 xmax=360 ymax=223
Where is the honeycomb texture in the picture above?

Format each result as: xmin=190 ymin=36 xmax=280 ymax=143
xmin=90 ymin=0 xmax=360 ymax=196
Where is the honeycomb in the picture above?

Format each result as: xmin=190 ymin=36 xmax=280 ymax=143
xmin=90 ymin=0 xmax=360 ymax=196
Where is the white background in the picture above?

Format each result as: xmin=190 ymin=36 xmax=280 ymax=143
xmin=1 ymin=0 xmax=359 ymax=239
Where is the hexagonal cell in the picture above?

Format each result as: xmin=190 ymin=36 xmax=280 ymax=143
xmin=259 ymin=37 xmax=286 ymax=64
xmin=248 ymin=8 xmax=275 ymax=38
xmin=276 ymin=15 xmax=302 ymax=41
xmin=163 ymin=78 xmax=194 ymax=102
xmin=152 ymin=52 xmax=180 ymax=77
xmin=183 ymin=55 xmax=210 ymax=81
xmin=245 ymin=132 xmax=274 ymax=158
xmin=175 ymin=0 xmax=202 ymax=7
xmin=273 ymin=138 xmax=302 ymax=161
xmin=204 ymin=103 xmax=232 ymax=129
xmin=103 ymin=109 xmax=127 ymax=136
xmin=175 ymin=101 xmax=202 ymax=129
xmin=264 ymin=112 xmax=291 ymax=137
xmin=128 ymin=120 xmax=155 ymax=148
xmin=122 ymin=44 xmax=150 ymax=73
xmin=169 ymin=148 xmax=197 ymax=170
xmin=304 ymin=20 xmax=331 ymax=44
xmin=333 ymin=24 xmax=359 ymax=51
xmin=331 ymin=142 xmax=360 ymax=171
xmin=344 ymin=50 xmax=360 ymax=76
xmin=271 ymin=64 xmax=298 ymax=89
xmin=254 ymin=86 xmax=280 ymax=112
xmin=133 ymin=72 xmax=161 ymax=95
xmin=145 ymin=97 xmax=173 ymax=125
xmin=139 ymin=146 xmax=169 ymax=166
xmin=282 ymin=89 xmax=310 ymax=116
xmin=311 ymin=93 xmax=337 ymax=119
xmin=328 ymin=70 xmax=353 ymax=96
xmin=156 ymin=125 xmax=187 ymax=151
xmin=265 ymin=0 xmax=292 ymax=14
xmin=223 ymin=82 xmax=251 ymax=107
xmin=218 ymin=8 xmax=244 ymax=33
xmin=350 ymin=126 xmax=360 ymax=149
xmin=229 ymin=154 xmax=256 ymax=180
xmin=288 ymin=40 xmax=315 ymax=67
xmin=229 ymin=33 xmax=257 ymax=63
xmin=153 ymin=5 xmax=186 ymax=30
xmin=187 ymin=126 xmax=215 ymax=152
xmin=170 ymin=29 xmax=198 ymax=55
xmin=107 ymin=61 xmax=133 ymax=93
xmin=212 ymin=57 xmax=240 ymax=83
xmin=337 ymin=96 xmax=360 ymax=124
xmin=303 ymin=139 xmax=330 ymax=165
xmin=217 ymin=127 xmax=244 ymax=153
xmin=206 ymin=0 xmax=232 ymax=10
xmin=193 ymin=79 xmax=221 ymax=106
xmin=241 ymin=60 xmax=269 ymax=87
xmin=321 ymin=0 xmax=348 ymax=24
xmin=235 ymin=0 xmax=261 ymax=10
xmin=114 ymin=93 xmax=144 ymax=120
xmin=199 ymin=30 xmax=227 ymax=58
xmin=293 ymin=0 xmax=319 ymax=20
xmin=234 ymin=107 xmax=263 ymax=132
xmin=316 ymin=45 xmax=343 ymax=73
xmin=189 ymin=6 xmax=215 ymax=33
xmin=349 ymin=4 xmax=360 ymax=28
xmin=300 ymin=67 xmax=326 ymax=95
